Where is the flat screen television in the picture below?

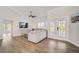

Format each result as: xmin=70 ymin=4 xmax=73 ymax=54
xmin=19 ymin=22 xmax=28 ymax=28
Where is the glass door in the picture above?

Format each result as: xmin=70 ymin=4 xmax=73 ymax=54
xmin=48 ymin=17 xmax=68 ymax=40
xmin=56 ymin=20 xmax=66 ymax=38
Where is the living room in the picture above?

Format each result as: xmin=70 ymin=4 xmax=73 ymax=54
xmin=0 ymin=6 xmax=79 ymax=53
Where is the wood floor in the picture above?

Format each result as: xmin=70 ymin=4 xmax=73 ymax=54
xmin=0 ymin=36 xmax=79 ymax=53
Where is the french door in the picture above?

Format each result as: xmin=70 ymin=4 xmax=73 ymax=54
xmin=49 ymin=17 xmax=67 ymax=40
xmin=56 ymin=20 xmax=66 ymax=38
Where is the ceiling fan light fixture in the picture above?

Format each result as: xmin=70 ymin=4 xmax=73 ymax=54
xmin=29 ymin=15 xmax=36 ymax=18
xmin=29 ymin=11 xmax=37 ymax=18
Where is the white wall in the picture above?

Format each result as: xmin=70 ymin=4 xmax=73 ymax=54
xmin=48 ymin=6 xmax=79 ymax=47
xmin=12 ymin=18 xmax=30 ymax=36
xmin=69 ymin=23 xmax=79 ymax=46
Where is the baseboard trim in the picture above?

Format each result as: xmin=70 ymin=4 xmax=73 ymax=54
xmin=67 ymin=40 xmax=79 ymax=47
xmin=48 ymin=37 xmax=79 ymax=48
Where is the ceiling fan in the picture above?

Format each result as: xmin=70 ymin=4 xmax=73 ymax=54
xmin=29 ymin=11 xmax=37 ymax=18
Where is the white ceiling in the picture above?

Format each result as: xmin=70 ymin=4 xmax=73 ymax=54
xmin=8 ymin=6 xmax=59 ymax=16
xmin=0 ymin=6 xmax=60 ymax=21
xmin=8 ymin=6 xmax=59 ymax=14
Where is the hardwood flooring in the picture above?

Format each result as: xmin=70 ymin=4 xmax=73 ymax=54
xmin=0 ymin=36 xmax=79 ymax=53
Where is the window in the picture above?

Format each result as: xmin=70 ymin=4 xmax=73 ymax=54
xmin=37 ymin=22 xmax=45 ymax=28
xmin=0 ymin=24 xmax=5 ymax=31
xmin=49 ymin=22 xmax=55 ymax=32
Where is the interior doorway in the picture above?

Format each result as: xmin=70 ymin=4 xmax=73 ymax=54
xmin=2 ymin=22 xmax=13 ymax=46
